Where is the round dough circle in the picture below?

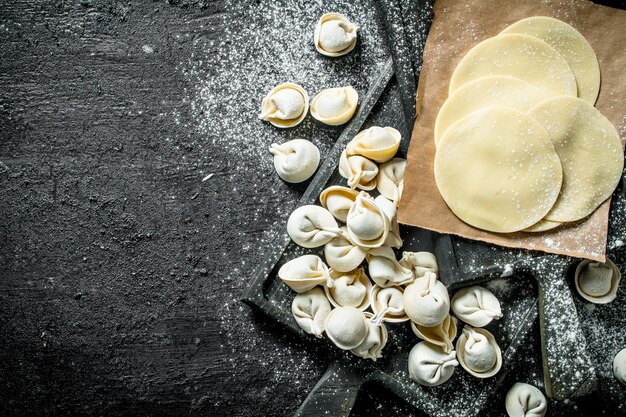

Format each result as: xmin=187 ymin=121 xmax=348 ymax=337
xmin=449 ymin=34 xmax=577 ymax=97
xmin=528 ymin=96 xmax=624 ymax=222
xmin=435 ymin=76 xmax=550 ymax=145
xmin=435 ymin=108 xmax=563 ymax=233
xmin=523 ymin=218 xmax=562 ymax=233
xmin=501 ymin=16 xmax=600 ymax=104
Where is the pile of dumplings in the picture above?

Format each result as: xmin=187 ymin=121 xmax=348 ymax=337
xmin=277 ymin=123 xmax=505 ymax=387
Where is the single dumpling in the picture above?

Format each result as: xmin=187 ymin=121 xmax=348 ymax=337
xmin=456 ymin=325 xmax=502 ymax=378
xmin=269 ymin=139 xmax=320 ymax=183
xmin=505 ymin=382 xmax=548 ymax=417
xmin=574 ymin=258 xmax=621 ymax=304
xmin=346 ymin=126 xmax=401 ymax=163
xmin=278 ymin=254 xmax=332 ymax=293
xmin=377 ymin=158 xmax=406 ymax=205
xmin=319 ymin=185 xmax=360 ymax=222
xmin=403 ymin=271 xmax=450 ymax=327
xmin=258 ymin=82 xmax=309 ymax=128
xmin=325 ymin=267 xmax=371 ymax=310
xmin=411 ymin=314 xmax=457 ymax=354
xmin=291 ymin=287 xmax=332 ymax=338
xmin=451 ymin=285 xmax=503 ymax=327
xmin=614 ymin=348 xmax=626 ymax=386
xmin=400 ymin=251 xmax=438 ymax=279
xmin=325 ymin=306 xmax=369 ymax=350
xmin=367 ymin=246 xmax=414 ymax=288
xmin=310 ymin=86 xmax=358 ymax=125
xmin=324 ymin=227 xmax=367 ymax=273
xmin=339 ymin=150 xmax=378 ymax=190
xmin=346 ymin=192 xmax=390 ymax=248
xmin=287 ymin=205 xmax=342 ymax=248
xmin=351 ymin=312 xmax=388 ymax=361
xmin=408 ymin=341 xmax=458 ymax=387
xmin=314 ymin=13 xmax=358 ymax=57
xmin=370 ymin=285 xmax=408 ymax=323
xmin=373 ymin=195 xmax=402 ymax=249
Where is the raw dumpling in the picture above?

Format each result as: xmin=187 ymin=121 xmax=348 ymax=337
xmin=314 ymin=13 xmax=358 ymax=57
xmin=325 ymin=267 xmax=371 ymax=310
xmin=346 ymin=192 xmax=390 ymax=248
xmin=310 ymin=86 xmax=358 ymax=125
xmin=408 ymin=341 xmax=458 ymax=387
xmin=403 ymin=271 xmax=450 ymax=327
xmin=325 ymin=306 xmax=369 ymax=350
xmin=319 ymin=185 xmax=359 ymax=222
xmin=346 ymin=126 xmax=401 ymax=163
xmin=411 ymin=314 xmax=457 ymax=354
xmin=370 ymin=285 xmax=408 ymax=323
xmin=278 ymin=255 xmax=332 ymax=293
xmin=451 ymin=285 xmax=502 ymax=327
xmin=339 ymin=150 xmax=378 ymax=190
xmin=351 ymin=312 xmax=388 ymax=361
xmin=269 ymin=139 xmax=320 ymax=183
xmin=614 ymin=348 xmax=626 ymax=385
xmin=258 ymin=82 xmax=309 ymax=128
xmin=400 ymin=251 xmax=438 ymax=279
xmin=377 ymin=158 xmax=406 ymax=205
xmin=367 ymin=246 xmax=414 ymax=288
xmin=291 ymin=287 xmax=332 ymax=338
xmin=373 ymin=195 xmax=403 ymax=249
xmin=574 ymin=258 xmax=621 ymax=304
xmin=505 ymin=382 xmax=548 ymax=417
xmin=456 ymin=325 xmax=502 ymax=378
xmin=324 ymin=227 xmax=367 ymax=272
xmin=287 ymin=205 xmax=341 ymax=248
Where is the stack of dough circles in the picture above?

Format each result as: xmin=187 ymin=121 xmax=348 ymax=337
xmin=528 ymin=96 xmax=623 ymax=223
xmin=500 ymin=16 xmax=601 ymax=104
xmin=449 ymin=34 xmax=577 ymax=97
xmin=434 ymin=107 xmax=563 ymax=233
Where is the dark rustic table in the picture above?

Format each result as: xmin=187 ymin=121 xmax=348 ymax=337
xmin=1 ymin=1 xmax=625 ymax=416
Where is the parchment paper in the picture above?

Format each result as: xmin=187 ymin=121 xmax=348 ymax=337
xmin=397 ymin=0 xmax=626 ymax=262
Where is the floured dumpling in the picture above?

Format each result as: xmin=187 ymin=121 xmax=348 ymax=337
xmin=319 ymin=185 xmax=360 ymax=222
xmin=614 ymin=348 xmax=626 ymax=386
xmin=314 ymin=13 xmax=358 ymax=57
xmin=259 ymin=82 xmax=309 ymax=128
xmin=325 ymin=306 xmax=369 ymax=350
xmin=287 ymin=205 xmax=341 ymax=248
xmin=411 ymin=314 xmax=457 ymax=354
xmin=370 ymin=285 xmax=408 ymax=323
xmin=451 ymin=286 xmax=502 ymax=327
xmin=456 ymin=325 xmax=502 ymax=378
xmin=339 ymin=150 xmax=378 ymax=190
xmin=367 ymin=246 xmax=414 ymax=288
xmin=505 ymin=382 xmax=548 ymax=417
xmin=403 ymin=271 xmax=450 ymax=327
xmin=377 ymin=158 xmax=406 ymax=205
xmin=400 ymin=251 xmax=438 ymax=279
xmin=346 ymin=192 xmax=389 ymax=248
xmin=269 ymin=139 xmax=320 ymax=183
xmin=310 ymin=86 xmax=358 ymax=125
xmin=346 ymin=126 xmax=401 ymax=163
xmin=373 ymin=195 xmax=402 ymax=248
xmin=325 ymin=267 xmax=371 ymax=310
xmin=324 ymin=227 xmax=367 ymax=273
xmin=291 ymin=287 xmax=332 ymax=338
xmin=574 ymin=258 xmax=621 ymax=304
xmin=351 ymin=312 xmax=388 ymax=361
xmin=408 ymin=341 xmax=458 ymax=387
xmin=278 ymin=254 xmax=332 ymax=293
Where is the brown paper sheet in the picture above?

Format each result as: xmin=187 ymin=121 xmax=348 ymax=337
xmin=397 ymin=0 xmax=626 ymax=262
